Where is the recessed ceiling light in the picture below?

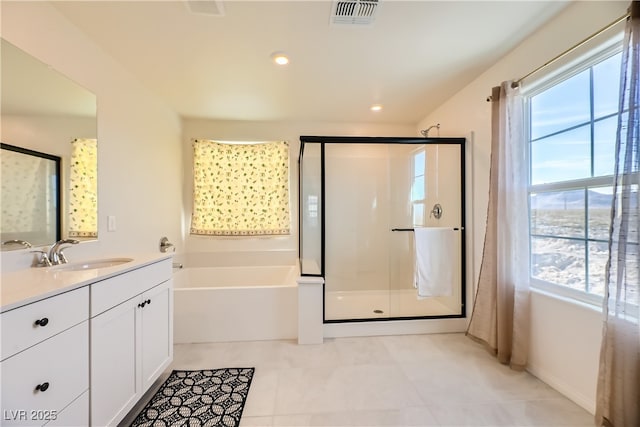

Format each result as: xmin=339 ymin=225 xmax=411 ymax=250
xmin=271 ymin=52 xmax=289 ymax=65
xmin=370 ymin=104 xmax=383 ymax=112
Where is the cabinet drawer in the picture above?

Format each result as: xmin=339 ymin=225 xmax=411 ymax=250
xmin=1 ymin=287 xmax=88 ymax=361
xmin=90 ymin=259 xmax=171 ymax=316
xmin=44 ymin=391 xmax=88 ymax=427
xmin=0 ymin=321 xmax=89 ymax=426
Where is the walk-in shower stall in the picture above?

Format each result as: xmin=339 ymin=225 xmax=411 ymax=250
xmin=298 ymin=136 xmax=466 ymax=322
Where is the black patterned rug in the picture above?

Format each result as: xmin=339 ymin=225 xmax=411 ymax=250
xmin=130 ymin=368 xmax=255 ymax=427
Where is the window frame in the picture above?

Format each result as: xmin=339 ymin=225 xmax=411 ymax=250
xmin=523 ymin=41 xmax=623 ymax=307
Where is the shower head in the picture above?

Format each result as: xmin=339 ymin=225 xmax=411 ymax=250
xmin=420 ymin=124 xmax=440 ymax=137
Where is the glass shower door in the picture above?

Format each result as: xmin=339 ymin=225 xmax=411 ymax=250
xmin=324 ymin=143 xmax=392 ymax=320
xmin=388 ymin=143 xmax=463 ymax=318
xmin=322 ymin=141 xmax=464 ymax=322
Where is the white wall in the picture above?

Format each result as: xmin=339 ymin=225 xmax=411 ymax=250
xmin=417 ymin=0 xmax=628 ymax=413
xmin=1 ymin=2 xmax=183 ymax=269
xmin=181 ymin=118 xmax=415 ymax=266
xmin=2 ymin=116 xmax=95 ymax=157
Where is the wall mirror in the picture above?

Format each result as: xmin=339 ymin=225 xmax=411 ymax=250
xmin=1 ymin=143 xmax=61 ymax=246
xmin=1 ymin=38 xmax=98 ymax=250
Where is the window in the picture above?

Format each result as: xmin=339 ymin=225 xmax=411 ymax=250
xmin=190 ymin=139 xmax=290 ymax=236
xmin=411 ymin=148 xmax=426 ymax=225
xmin=527 ymin=49 xmax=622 ymax=300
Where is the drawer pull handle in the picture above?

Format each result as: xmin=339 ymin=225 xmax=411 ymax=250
xmin=34 ymin=318 xmax=49 ymax=327
xmin=35 ymin=382 xmax=50 ymax=392
xmin=138 ymin=299 xmax=152 ymax=308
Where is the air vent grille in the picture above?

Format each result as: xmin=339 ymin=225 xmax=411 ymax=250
xmin=185 ymin=0 xmax=225 ymax=16
xmin=332 ymin=0 xmax=379 ymax=26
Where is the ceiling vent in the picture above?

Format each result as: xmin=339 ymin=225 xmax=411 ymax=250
xmin=185 ymin=0 xmax=225 ymax=16
xmin=331 ymin=0 xmax=380 ymax=26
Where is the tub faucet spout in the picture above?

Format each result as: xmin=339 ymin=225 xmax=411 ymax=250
xmin=49 ymin=239 xmax=79 ymax=265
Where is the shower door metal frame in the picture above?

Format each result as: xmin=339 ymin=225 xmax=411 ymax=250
xmin=298 ymin=136 xmax=466 ymax=323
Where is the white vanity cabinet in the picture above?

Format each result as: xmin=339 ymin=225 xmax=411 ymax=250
xmin=89 ymin=259 xmax=172 ymax=427
xmin=0 ymin=254 xmax=172 ymax=427
xmin=0 ymin=288 xmax=90 ymax=427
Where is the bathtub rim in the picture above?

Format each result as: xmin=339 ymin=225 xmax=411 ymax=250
xmin=173 ymin=264 xmax=299 ymax=290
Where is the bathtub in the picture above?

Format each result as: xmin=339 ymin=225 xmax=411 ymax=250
xmin=173 ymin=265 xmax=298 ymax=343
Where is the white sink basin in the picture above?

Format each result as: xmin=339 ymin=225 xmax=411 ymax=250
xmin=49 ymin=257 xmax=134 ymax=272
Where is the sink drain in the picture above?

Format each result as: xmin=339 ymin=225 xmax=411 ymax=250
xmin=373 ymin=309 xmax=384 ymax=314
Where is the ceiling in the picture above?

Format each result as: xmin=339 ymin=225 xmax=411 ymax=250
xmin=51 ymin=0 xmax=570 ymax=124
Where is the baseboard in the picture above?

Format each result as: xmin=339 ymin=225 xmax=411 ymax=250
xmin=526 ymin=363 xmax=596 ymax=415
xmin=324 ymin=317 xmax=468 ymax=338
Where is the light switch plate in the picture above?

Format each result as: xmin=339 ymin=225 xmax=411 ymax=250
xmin=107 ymin=215 xmax=116 ymax=232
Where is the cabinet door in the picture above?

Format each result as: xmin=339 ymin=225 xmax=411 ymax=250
xmin=140 ymin=279 xmax=173 ymax=391
xmin=90 ymin=298 xmax=140 ymax=427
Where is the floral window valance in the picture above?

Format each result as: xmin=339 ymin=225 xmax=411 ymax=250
xmin=190 ymin=139 xmax=290 ymax=236
xmin=68 ymin=138 xmax=97 ymax=238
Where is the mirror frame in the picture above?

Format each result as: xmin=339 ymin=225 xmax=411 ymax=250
xmin=1 ymin=142 xmax=62 ymax=245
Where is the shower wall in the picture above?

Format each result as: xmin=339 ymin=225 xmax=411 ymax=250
xmin=424 ymin=145 xmax=462 ymax=228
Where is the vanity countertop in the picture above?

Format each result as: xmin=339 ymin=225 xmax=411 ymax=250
xmin=0 ymin=253 xmax=173 ymax=313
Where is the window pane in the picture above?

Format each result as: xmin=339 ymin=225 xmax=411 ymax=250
xmin=528 ymin=48 xmax=623 ymax=299
xmin=531 ymin=69 xmax=590 ymax=140
xmin=411 ymin=177 xmax=425 ymax=201
xmin=532 ymin=236 xmax=586 ymax=291
xmin=588 ymin=186 xmax=612 ymax=240
xmin=593 ymin=52 xmax=622 ymax=119
xmin=412 ymin=203 xmax=424 ymax=226
xmin=531 ymin=189 xmax=585 ymax=238
xmin=594 ymin=116 xmax=617 ymax=177
xmin=414 ymin=150 xmax=425 ymax=176
xmin=531 ymin=125 xmax=591 ymax=185
xmin=588 ymin=241 xmax=608 ymax=296
xmin=613 ymin=184 xmax=639 ymax=244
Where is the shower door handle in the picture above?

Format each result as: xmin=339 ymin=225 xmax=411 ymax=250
xmin=391 ymin=227 xmax=463 ymax=231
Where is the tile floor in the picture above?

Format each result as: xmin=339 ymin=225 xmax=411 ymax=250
xmin=131 ymin=333 xmax=595 ymax=426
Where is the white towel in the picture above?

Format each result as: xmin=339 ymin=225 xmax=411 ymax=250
xmin=414 ymin=227 xmax=455 ymax=297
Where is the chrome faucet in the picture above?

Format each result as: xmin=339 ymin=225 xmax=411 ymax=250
xmin=48 ymin=239 xmax=79 ymax=265
xmin=31 ymin=250 xmax=52 ymax=267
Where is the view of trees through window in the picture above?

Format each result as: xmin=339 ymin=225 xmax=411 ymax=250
xmin=528 ymin=50 xmax=623 ymax=297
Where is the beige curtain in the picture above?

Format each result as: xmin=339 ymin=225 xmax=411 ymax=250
xmin=466 ymin=82 xmax=530 ymax=370
xmin=595 ymin=3 xmax=640 ymax=426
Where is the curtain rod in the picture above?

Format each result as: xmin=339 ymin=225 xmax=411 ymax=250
xmin=486 ymin=11 xmax=629 ymax=101
xmin=513 ymin=12 xmax=629 ymax=88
